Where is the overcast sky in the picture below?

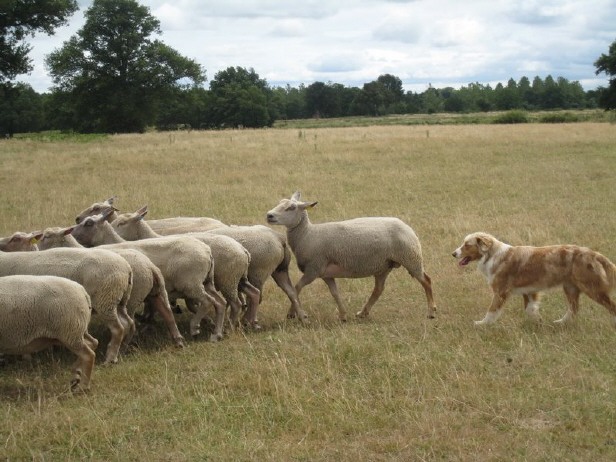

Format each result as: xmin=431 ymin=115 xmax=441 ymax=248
xmin=20 ymin=0 xmax=616 ymax=93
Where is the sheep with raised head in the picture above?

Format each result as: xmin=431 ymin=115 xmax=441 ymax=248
xmin=75 ymin=196 xmax=119 ymax=224
xmin=71 ymin=213 xmax=227 ymax=342
xmin=0 ymin=275 xmax=97 ymax=392
xmin=111 ymin=206 xmax=260 ymax=329
xmin=266 ymin=191 xmax=437 ymax=321
xmin=75 ymin=197 xmax=226 ymax=231
xmin=35 ymin=227 xmax=185 ymax=348
xmin=0 ymin=247 xmax=133 ymax=364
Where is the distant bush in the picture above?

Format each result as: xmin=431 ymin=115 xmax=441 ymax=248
xmin=539 ymin=112 xmax=580 ymax=123
xmin=492 ymin=110 xmax=529 ymax=124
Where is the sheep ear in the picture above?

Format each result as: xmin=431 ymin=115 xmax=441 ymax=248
xmin=62 ymin=226 xmax=75 ymax=236
xmin=30 ymin=231 xmax=43 ymax=244
xmin=105 ymin=196 xmax=117 ymax=206
xmin=291 ymin=191 xmax=301 ymax=201
xmin=100 ymin=207 xmax=115 ymax=221
xmin=135 ymin=205 xmax=148 ymax=218
xmin=299 ymin=201 xmax=318 ymax=210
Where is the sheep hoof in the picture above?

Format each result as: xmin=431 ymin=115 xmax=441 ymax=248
xmin=70 ymin=378 xmax=88 ymax=393
xmin=191 ymin=329 xmax=200 ymax=338
xmin=209 ymin=333 xmax=223 ymax=342
xmin=174 ymin=336 xmax=186 ymax=348
xmin=102 ymin=358 xmax=118 ymax=366
xmin=355 ymin=311 xmax=368 ymax=319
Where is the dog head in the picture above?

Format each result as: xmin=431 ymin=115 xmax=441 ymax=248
xmin=452 ymin=232 xmax=497 ymax=266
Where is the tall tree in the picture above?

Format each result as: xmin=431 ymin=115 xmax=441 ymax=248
xmin=0 ymin=0 xmax=78 ymax=82
xmin=0 ymin=82 xmax=45 ymax=135
xmin=46 ymin=0 xmax=204 ymax=133
xmin=594 ymin=38 xmax=616 ymax=110
xmin=205 ymin=66 xmax=272 ymax=128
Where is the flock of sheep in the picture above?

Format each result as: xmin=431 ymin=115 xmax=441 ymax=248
xmin=0 ymin=192 xmax=435 ymax=393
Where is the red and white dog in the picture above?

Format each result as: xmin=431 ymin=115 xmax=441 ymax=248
xmin=452 ymin=232 xmax=616 ymax=326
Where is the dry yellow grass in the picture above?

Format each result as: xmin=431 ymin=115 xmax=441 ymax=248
xmin=1 ymin=123 xmax=616 ymax=460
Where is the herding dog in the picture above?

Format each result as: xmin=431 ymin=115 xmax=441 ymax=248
xmin=452 ymin=232 xmax=616 ymax=326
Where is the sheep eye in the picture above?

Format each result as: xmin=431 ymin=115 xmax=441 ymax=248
xmin=286 ymin=204 xmax=297 ymax=211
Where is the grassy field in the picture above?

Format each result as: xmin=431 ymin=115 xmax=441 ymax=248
xmin=1 ymin=122 xmax=616 ymax=461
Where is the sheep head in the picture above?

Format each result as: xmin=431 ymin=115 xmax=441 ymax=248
xmin=266 ymin=192 xmax=317 ymax=227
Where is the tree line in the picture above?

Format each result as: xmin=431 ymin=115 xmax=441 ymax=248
xmin=1 ymin=0 xmax=615 ymax=135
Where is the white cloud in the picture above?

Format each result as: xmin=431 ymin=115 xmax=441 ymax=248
xmin=15 ymin=0 xmax=615 ymax=93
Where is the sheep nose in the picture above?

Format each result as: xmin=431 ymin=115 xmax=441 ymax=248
xmin=75 ymin=217 xmax=81 ymax=224
xmin=451 ymin=251 xmax=457 ymax=257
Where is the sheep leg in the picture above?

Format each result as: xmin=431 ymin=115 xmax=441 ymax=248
xmin=84 ymin=332 xmax=99 ymax=351
xmin=147 ymin=294 xmax=186 ymax=348
xmin=356 ymin=270 xmax=391 ymax=318
xmin=100 ymin=312 xmax=125 ymax=365
xmin=68 ymin=340 xmax=96 ymax=392
xmin=228 ymin=298 xmax=243 ymax=330
xmin=240 ymin=281 xmax=262 ymax=328
xmin=205 ymin=286 xmax=228 ymax=342
xmin=118 ymin=305 xmax=136 ymax=349
xmin=272 ymin=269 xmax=308 ymax=323
xmin=416 ymin=272 xmax=437 ymax=319
xmin=322 ymin=277 xmax=347 ymax=322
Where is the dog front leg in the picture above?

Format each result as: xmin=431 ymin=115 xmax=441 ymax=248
xmin=475 ymin=292 xmax=508 ymax=325
xmin=523 ymin=293 xmax=542 ymax=321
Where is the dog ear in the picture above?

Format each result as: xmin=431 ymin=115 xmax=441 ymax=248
xmin=476 ymin=235 xmax=492 ymax=253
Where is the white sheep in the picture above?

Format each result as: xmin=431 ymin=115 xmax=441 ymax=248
xmin=35 ymin=227 xmax=185 ymax=348
xmin=155 ymin=222 xmax=307 ymax=326
xmin=76 ymin=198 xmax=305 ymax=325
xmin=0 ymin=231 xmax=39 ymax=251
xmin=111 ymin=206 xmax=261 ymax=329
xmin=0 ymin=275 xmax=97 ymax=392
xmin=71 ymin=213 xmax=228 ymax=342
xmin=0 ymin=247 xmax=133 ymax=364
xmin=75 ymin=196 xmax=119 ymax=224
xmin=266 ymin=192 xmax=437 ymax=321
xmin=75 ymin=197 xmax=226 ymax=230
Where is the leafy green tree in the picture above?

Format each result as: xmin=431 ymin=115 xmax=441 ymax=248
xmin=270 ymin=84 xmax=307 ymax=120
xmin=0 ymin=0 xmax=78 ymax=82
xmin=420 ymin=85 xmax=444 ymax=114
xmin=205 ymin=66 xmax=272 ymax=128
xmin=517 ymin=76 xmax=533 ymax=109
xmin=0 ymin=82 xmax=45 ymax=135
xmin=351 ymin=81 xmax=385 ymax=115
xmin=46 ymin=0 xmax=204 ymax=133
xmin=156 ymin=86 xmax=208 ymax=130
xmin=376 ymin=74 xmax=404 ymax=105
xmin=304 ymin=81 xmax=343 ymax=118
xmin=494 ymin=79 xmax=521 ymax=110
xmin=594 ymin=38 xmax=616 ymax=110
